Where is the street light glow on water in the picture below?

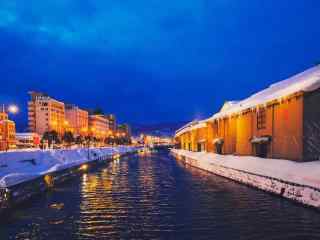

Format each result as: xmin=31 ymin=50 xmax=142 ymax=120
xmin=1 ymin=152 xmax=320 ymax=239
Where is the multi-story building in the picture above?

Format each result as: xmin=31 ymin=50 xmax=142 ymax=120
xmin=104 ymin=114 xmax=116 ymax=132
xmin=0 ymin=111 xmax=16 ymax=150
xmin=117 ymin=124 xmax=131 ymax=138
xmin=65 ymin=104 xmax=89 ymax=136
xmin=89 ymin=115 xmax=109 ymax=140
xmin=28 ymin=91 xmax=65 ymax=136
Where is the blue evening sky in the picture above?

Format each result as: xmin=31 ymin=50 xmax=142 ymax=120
xmin=0 ymin=0 xmax=320 ymax=129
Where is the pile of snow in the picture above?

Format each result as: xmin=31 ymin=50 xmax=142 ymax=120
xmin=172 ymin=149 xmax=320 ymax=190
xmin=0 ymin=146 xmax=137 ymax=188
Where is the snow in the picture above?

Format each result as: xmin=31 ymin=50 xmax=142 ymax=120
xmin=212 ymin=138 xmax=224 ymax=144
xmin=171 ymin=149 xmax=320 ymax=190
xmin=219 ymin=101 xmax=239 ymax=112
xmin=176 ymin=121 xmax=207 ymax=137
xmin=210 ymin=65 xmax=320 ymax=121
xmin=0 ymin=146 xmax=138 ymax=188
xmin=175 ymin=66 xmax=320 ymax=136
xmin=251 ymin=136 xmax=271 ymax=144
xmin=171 ymin=149 xmax=320 ymax=208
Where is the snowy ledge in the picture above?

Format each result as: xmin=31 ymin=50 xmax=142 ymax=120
xmin=0 ymin=146 xmax=138 ymax=188
xmin=171 ymin=149 xmax=320 ymax=208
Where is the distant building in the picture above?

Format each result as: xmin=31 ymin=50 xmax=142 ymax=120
xmin=142 ymin=134 xmax=172 ymax=146
xmin=104 ymin=114 xmax=116 ymax=132
xmin=175 ymin=66 xmax=320 ymax=162
xmin=117 ymin=124 xmax=131 ymax=138
xmin=16 ymin=133 xmax=40 ymax=148
xmin=65 ymin=104 xmax=89 ymax=136
xmin=0 ymin=111 xmax=16 ymax=150
xmin=89 ymin=115 xmax=109 ymax=140
xmin=28 ymin=91 xmax=65 ymax=136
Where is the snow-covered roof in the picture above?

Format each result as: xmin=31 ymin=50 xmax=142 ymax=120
xmin=220 ymin=101 xmax=239 ymax=113
xmin=175 ymin=120 xmax=207 ymax=137
xmin=175 ymin=66 xmax=320 ymax=137
xmin=208 ymin=65 xmax=320 ymax=121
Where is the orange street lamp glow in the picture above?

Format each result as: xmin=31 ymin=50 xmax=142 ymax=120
xmin=79 ymin=164 xmax=89 ymax=171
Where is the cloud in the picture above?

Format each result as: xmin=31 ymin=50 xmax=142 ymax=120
xmin=0 ymin=0 xmax=320 ymax=125
xmin=0 ymin=0 xmax=218 ymax=75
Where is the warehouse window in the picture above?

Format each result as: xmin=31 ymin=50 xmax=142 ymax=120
xmin=257 ymin=108 xmax=266 ymax=129
xmin=213 ymin=120 xmax=219 ymax=135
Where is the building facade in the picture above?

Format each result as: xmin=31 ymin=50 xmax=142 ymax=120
xmin=176 ymin=66 xmax=320 ymax=162
xmin=16 ymin=133 xmax=40 ymax=148
xmin=89 ymin=115 xmax=109 ymax=140
xmin=0 ymin=111 xmax=16 ymax=150
xmin=28 ymin=92 xmax=65 ymax=136
xmin=105 ymin=114 xmax=116 ymax=132
xmin=117 ymin=124 xmax=131 ymax=139
xmin=65 ymin=104 xmax=89 ymax=136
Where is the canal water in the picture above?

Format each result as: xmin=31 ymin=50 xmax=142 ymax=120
xmin=1 ymin=151 xmax=320 ymax=240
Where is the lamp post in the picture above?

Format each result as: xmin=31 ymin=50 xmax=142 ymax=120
xmin=2 ymin=104 xmax=19 ymax=115
xmin=87 ymin=138 xmax=91 ymax=161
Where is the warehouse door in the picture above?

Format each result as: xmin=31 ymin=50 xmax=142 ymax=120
xmin=255 ymin=143 xmax=268 ymax=158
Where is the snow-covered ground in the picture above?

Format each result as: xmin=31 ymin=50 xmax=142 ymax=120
xmin=171 ymin=149 xmax=320 ymax=208
xmin=0 ymin=146 xmax=137 ymax=188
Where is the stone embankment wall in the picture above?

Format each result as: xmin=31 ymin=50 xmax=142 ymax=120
xmin=172 ymin=151 xmax=320 ymax=209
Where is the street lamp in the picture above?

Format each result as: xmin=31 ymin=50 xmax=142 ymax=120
xmin=2 ymin=104 xmax=19 ymax=115
xmin=7 ymin=105 xmax=19 ymax=114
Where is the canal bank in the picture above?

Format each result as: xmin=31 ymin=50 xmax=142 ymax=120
xmin=0 ymin=146 xmax=140 ymax=213
xmin=171 ymin=149 xmax=320 ymax=209
xmin=1 ymin=150 xmax=320 ymax=239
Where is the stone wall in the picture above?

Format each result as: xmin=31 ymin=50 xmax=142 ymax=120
xmin=172 ymin=151 xmax=320 ymax=209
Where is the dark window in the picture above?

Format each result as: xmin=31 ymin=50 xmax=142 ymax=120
xmin=257 ymin=108 xmax=266 ymax=129
xmin=213 ymin=121 xmax=218 ymax=135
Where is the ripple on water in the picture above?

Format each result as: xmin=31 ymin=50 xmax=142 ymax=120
xmin=1 ymin=152 xmax=320 ymax=239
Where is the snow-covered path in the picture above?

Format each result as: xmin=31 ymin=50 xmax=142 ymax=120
xmin=0 ymin=146 xmax=137 ymax=188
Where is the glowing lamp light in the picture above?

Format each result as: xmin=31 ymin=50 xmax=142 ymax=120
xmin=44 ymin=175 xmax=54 ymax=187
xmin=8 ymin=105 xmax=19 ymax=114
xmin=79 ymin=164 xmax=89 ymax=171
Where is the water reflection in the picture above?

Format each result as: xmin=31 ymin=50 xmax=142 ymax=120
xmin=1 ymin=152 xmax=320 ymax=239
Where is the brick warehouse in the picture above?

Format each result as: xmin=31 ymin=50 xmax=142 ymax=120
xmin=175 ymin=66 xmax=320 ymax=162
